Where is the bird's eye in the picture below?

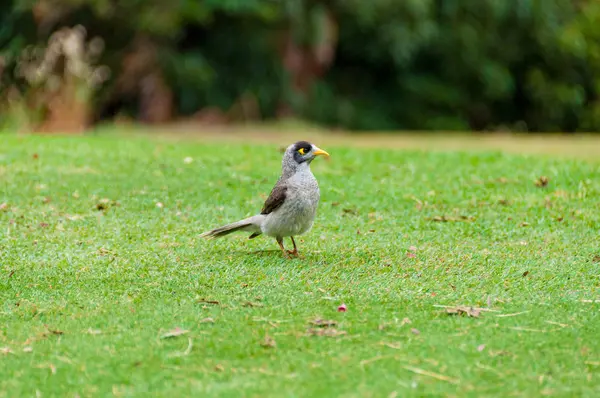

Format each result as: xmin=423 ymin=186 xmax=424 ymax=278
xmin=298 ymin=148 xmax=306 ymax=155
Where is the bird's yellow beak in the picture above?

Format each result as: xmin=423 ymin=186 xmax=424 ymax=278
xmin=313 ymin=147 xmax=330 ymax=157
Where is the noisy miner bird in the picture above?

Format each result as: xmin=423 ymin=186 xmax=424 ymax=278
xmin=200 ymin=141 xmax=330 ymax=258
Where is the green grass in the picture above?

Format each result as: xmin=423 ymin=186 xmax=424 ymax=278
xmin=1 ymin=133 xmax=600 ymax=397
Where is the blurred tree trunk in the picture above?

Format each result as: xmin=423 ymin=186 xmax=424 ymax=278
xmin=32 ymin=0 xmax=91 ymax=133
xmin=115 ymin=36 xmax=173 ymax=124
xmin=40 ymin=83 xmax=91 ymax=133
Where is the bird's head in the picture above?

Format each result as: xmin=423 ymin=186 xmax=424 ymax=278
xmin=281 ymin=141 xmax=329 ymax=175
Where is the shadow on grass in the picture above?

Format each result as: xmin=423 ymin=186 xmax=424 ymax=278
xmin=244 ymin=249 xmax=282 ymax=257
xmin=214 ymin=249 xmax=312 ymax=261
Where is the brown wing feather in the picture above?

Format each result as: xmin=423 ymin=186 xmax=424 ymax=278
xmin=261 ymin=183 xmax=287 ymax=215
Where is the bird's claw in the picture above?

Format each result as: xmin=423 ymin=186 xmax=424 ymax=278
xmin=286 ymin=250 xmax=301 ymax=258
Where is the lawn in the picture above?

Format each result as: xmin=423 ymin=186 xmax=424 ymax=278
xmin=1 ymin=132 xmax=599 ymax=397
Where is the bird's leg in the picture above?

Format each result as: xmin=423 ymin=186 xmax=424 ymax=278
xmin=287 ymin=236 xmax=300 ymax=258
xmin=277 ymin=237 xmax=291 ymax=259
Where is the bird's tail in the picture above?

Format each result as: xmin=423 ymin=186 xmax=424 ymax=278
xmin=199 ymin=215 xmax=265 ymax=239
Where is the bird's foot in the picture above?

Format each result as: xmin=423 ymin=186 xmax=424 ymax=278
xmin=279 ymin=249 xmax=292 ymax=259
xmin=286 ymin=249 xmax=301 ymax=258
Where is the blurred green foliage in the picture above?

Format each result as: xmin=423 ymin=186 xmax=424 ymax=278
xmin=2 ymin=0 xmax=600 ymax=132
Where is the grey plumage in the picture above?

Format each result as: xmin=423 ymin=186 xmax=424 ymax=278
xmin=200 ymin=141 xmax=330 ymax=257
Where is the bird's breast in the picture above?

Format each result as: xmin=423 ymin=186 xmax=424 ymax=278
xmin=290 ymin=175 xmax=319 ymax=207
xmin=260 ymin=172 xmax=320 ymax=237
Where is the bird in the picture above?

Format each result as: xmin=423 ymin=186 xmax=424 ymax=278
xmin=200 ymin=141 xmax=330 ymax=258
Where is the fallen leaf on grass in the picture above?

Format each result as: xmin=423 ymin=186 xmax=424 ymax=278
xmin=97 ymin=247 xmax=116 ymax=257
xmin=593 ymin=255 xmax=600 ymax=263
xmin=309 ymin=319 xmax=337 ymax=328
xmin=161 ymin=327 xmax=189 ymax=339
xmin=522 ymin=271 xmax=530 ymax=277
xmin=535 ymin=176 xmax=549 ymax=187
xmin=96 ymin=198 xmax=118 ymax=211
xmin=306 ymin=328 xmax=347 ymax=337
xmin=197 ymin=299 xmax=220 ymax=305
xmin=260 ymin=336 xmax=276 ymax=348
xmin=430 ymin=215 xmax=475 ymax=223
xmin=0 ymin=347 xmax=13 ymax=355
xmin=45 ymin=326 xmax=64 ymax=335
xmin=342 ymin=208 xmax=358 ymax=216
xmin=442 ymin=306 xmax=483 ymax=317
xmin=489 ymin=350 xmax=514 ymax=358
xmin=242 ymin=301 xmax=263 ymax=308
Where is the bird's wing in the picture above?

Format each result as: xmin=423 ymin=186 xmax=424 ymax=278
xmin=261 ymin=182 xmax=287 ymax=215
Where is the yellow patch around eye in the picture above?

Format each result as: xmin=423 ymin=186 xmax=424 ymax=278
xmin=298 ymin=148 xmax=305 ymax=155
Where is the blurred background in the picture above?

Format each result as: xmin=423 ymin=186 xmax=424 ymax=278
xmin=2 ymin=0 xmax=600 ymax=134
